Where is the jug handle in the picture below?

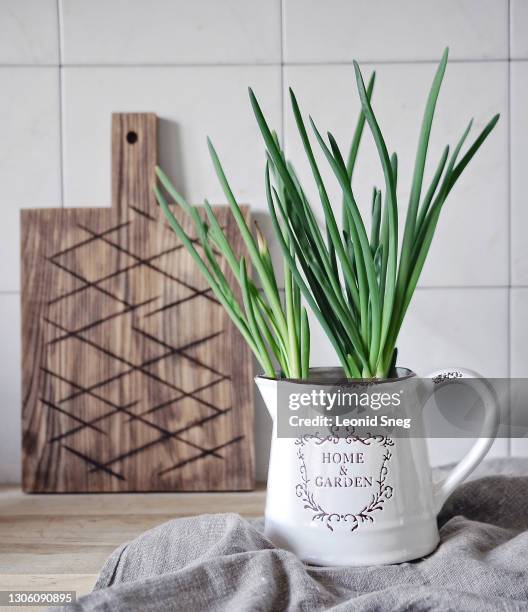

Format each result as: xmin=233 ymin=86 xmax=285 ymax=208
xmin=425 ymin=368 xmax=500 ymax=514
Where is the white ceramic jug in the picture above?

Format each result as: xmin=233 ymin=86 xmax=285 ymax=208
xmin=255 ymin=367 xmax=499 ymax=566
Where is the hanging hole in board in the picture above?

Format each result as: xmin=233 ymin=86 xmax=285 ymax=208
xmin=126 ymin=131 xmax=138 ymax=144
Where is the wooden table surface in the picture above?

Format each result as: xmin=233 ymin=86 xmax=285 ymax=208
xmin=0 ymin=484 xmax=266 ymax=610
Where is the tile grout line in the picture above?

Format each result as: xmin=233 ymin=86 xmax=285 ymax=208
xmin=56 ymin=0 xmax=65 ymax=209
xmin=1 ymin=286 xmax=517 ymax=297
xmin=507 ymin=0 xmax=512 ymax=456
xmin=0 ymin=63 xmax=60 ymax=68
xmin=4 ymin=59 xmax=526 ymax=70
xmin=266 ymin=286 xmax=510 ymax=294
xmin=411 ymin=285 xmax=511 ymax=290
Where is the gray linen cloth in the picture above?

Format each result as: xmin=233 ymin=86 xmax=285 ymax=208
xmin=55 ymin=458 xmax=528 ymax=612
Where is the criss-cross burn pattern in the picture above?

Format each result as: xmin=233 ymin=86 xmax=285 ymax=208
xmin=40 ymin=211 xmax=241 ymax=485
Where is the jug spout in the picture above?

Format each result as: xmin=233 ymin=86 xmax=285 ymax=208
xmin=255 ymin=376 xmax=278 ymax=421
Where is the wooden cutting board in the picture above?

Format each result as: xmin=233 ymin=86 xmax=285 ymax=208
xmin=21 ymin=113 xmax=254 ymax=492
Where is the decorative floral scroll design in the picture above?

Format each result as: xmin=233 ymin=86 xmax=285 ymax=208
xmin=298 ymin=426 xmax=394 ymax=448
xmin=295 ymin=433 xmax=394 ymax=533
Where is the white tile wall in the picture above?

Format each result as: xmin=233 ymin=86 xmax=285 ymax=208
xmin=0 ymin=0 xmax=59 ymax=64
xmin=284 ymin=0 xmax=509 ymax=63
xmin=397 ymin=289 xmax=509 ymax=378
xmin=511 ymin=61 xmax=528 ymax=284
xmin=62 ymin=66 xmax=282 ymax=209
xmin=60 ymin=0 xmax=281 ymax=65
xmin=0 ymin=0 xmax=524 ymax=483
xmin=511 ymin=289 xmax=528 ymax=456
xmin=0 ymin=68 xmax=61 ymax=292
xmin=511 ymin=289 xmax=528 ymax=378
xmin=511 ymin=0 xmax=528 ymax=59
xmin=0 ymin=295 xmax=21 ymax=483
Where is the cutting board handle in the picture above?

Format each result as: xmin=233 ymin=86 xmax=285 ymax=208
xmin=111 ymin=113 xmax=158 ymax=216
